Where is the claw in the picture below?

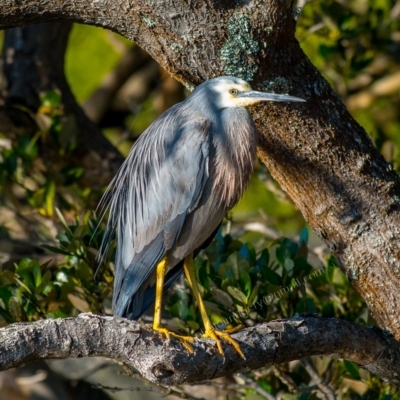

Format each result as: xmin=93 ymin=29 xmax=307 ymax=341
xmin=154 ymin=326 xmax=195 ymax=353
xmin=203 ymin=327 xmax=245 ymax=359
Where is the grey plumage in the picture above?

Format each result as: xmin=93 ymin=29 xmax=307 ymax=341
xmin=99 ymin=76 xmax=305 ymax=320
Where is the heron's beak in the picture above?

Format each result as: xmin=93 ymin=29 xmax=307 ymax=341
xmin=237 ymin=90 xmax=305 ymax=105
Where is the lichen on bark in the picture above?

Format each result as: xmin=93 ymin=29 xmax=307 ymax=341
xmin=220 ymin=12 xmax=259 ymax=81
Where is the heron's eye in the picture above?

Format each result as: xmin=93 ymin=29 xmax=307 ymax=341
xmin=229 ymin=88 xmax=238 ymax=96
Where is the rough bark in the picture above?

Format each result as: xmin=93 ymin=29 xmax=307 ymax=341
xmin=0 ymin=0 xmax=400 ymax=381
xmin=0 ymin=314 xmax=399 ymax=386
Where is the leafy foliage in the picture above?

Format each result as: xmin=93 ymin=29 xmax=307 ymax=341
xmin=297 ymin=0 xmax=400 ymax=171
xmin=0 ymin=212 xmax=113 ymax=325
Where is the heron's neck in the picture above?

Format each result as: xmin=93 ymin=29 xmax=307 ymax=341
xmin=211 ymin=108 xmax=257 ymax=207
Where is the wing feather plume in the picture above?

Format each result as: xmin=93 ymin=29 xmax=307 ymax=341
xmin=99 ymin=105 xmax=211 ymax=317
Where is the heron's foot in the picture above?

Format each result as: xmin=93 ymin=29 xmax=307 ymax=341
xmin=153 ymin=326 xmax=195 ymax=353
xmin=202 ymin=327 xmax=245 ymax=359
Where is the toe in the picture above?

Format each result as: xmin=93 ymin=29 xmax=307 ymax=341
xmin=154 ymin=327 xmax=195 ymax=353
xmin=216 ymin=331 xmax=245 ymax=359
xmin=203 ymin=329 xmax=245 ymax=359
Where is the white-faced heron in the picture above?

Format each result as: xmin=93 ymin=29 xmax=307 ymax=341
xmin=100 ymin=76 xmax=305 ymax=357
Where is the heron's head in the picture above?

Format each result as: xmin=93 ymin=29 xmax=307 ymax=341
xmin=198 ymin=76 xmax=305 ymax=109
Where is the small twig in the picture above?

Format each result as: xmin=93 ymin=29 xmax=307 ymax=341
xmin=236 ymin=373 xmax=277 ymax=400
xmin=272 ymin=366 xmax=320 ymax=393
xmin=271 ymin=366 xmax=298 ymax=392
xmin=300 ymin=359 xmax=336 ymax=400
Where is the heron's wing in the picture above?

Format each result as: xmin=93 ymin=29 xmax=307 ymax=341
xmin=102 ymin=107 xmax=211 ymax=316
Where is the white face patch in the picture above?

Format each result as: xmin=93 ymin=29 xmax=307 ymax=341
xmin=213 ymin=79 xmax=253 ymax=108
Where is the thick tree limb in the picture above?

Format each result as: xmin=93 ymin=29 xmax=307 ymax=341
xmin=0 ymin=314 xmax=399 ymax=386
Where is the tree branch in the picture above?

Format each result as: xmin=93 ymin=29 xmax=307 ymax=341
xmin=1 ymin=314 xmax=399 ymax=386
xmin=82 ymin=45 xmax=152 ymax=124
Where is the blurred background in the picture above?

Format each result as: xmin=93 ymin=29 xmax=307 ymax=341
xmin=0 ymin=0 xmax=399 ymax=398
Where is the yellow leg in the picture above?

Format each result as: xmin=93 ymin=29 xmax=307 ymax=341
xmin=153 ymin=257 xmax=167 ymax=331
xmin=153 ymin=256 xmax=194 ymax=353
xmin=183 ymin=254 xmax=245 ymax=359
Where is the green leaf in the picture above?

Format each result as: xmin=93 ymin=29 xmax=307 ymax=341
xmin=283 ymin=238 xmax=298 ymax=257
xmin=8 ymin=297 xmax=22 ymax=321
xmin=221 ymin=278 xmax=231 ymax=292
xmin=216 ymin=262 xmax=229 ymax=279
xmin=56 ymin=233 xmax=71 ymax=248
xmin=258 ymin=379 xmax=272 ymax=392
xmin=276 ymin=242 xmax=298 ymax=269
xmin=55 ymin=208 xmax=73 ymax=236
xmin=60 ymin=165 xmax=85 ymax=185
xmin=291 ymin=275 xmax=306 ymax=296
xmin=322 ymin=302 xmax=335 ymax=317
xmin=166 ymin=289 xmax=190 ymax=320
xmin=248 ymin=282 xmax=260 ymax=307
xmin=187 ymin=304 xmax=196 ymax=321
xmin=0 ymin=270 xmax=16 ymax=286
xmin=227 ymin=239 xmax=243 ymax=253
xmin=211 ymin=288 xmax=234 ymax=309
xmin=343 ymin=360 xmax=361 ymax=379
xmin=261 ymin=266 xmax=282 ymax=286
xmin=16 ymin=262 xmax=35 ymax=291
xmin=197 ymin=261 xmax=209 ymax=291
xmin=32 ymin=260 xmax=42 ymax=288
xmin=227 ymin=286 xmax=247 ymax=305
xmin=326 ymin=256 xmax=338 ymax=283
xmin=177 ymin=300 xmax=189 ymax=320
xmin=0 ymin=287 xmax=12 ymax=306
xmin=275 ymin=244 xmax=285 ymax=267
xmin=43 ymin=180 xmax=56 ymax=217
xmin=48 ymin=309 xmax=69 ymax=319
xmin=319 ymin=44 xmax=336 ymax=58
xmin=284 ymin=258 xmax=294 ymax=273
xmin=257 ymin=248 xmax=270 ymax=269
xmin=42 ymin=245 xmax=73 ymax=256
xmin=169 ymin=318 xmax=189 ymax=334
xmin=239 ymin=271 xmax=252 ymax=298
xmin=239 ymin=243 xmax=256 ymax=263
xmin=73 ymin=224 xmax=89 ymax=239
xmin=186 ymin=320 xmax=199 ymax=332
xmin=293 ymin=257 xmax=312 ymax=277
xmin=227 ymin=253 xmax=240 ymax=281
xmin=305 ymin=298 xmax=316 ymax=314
xmin=41 ymin=90 xmax=62 ymax=108
xmin=298 ymin=227 xmax=309 ymax=245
